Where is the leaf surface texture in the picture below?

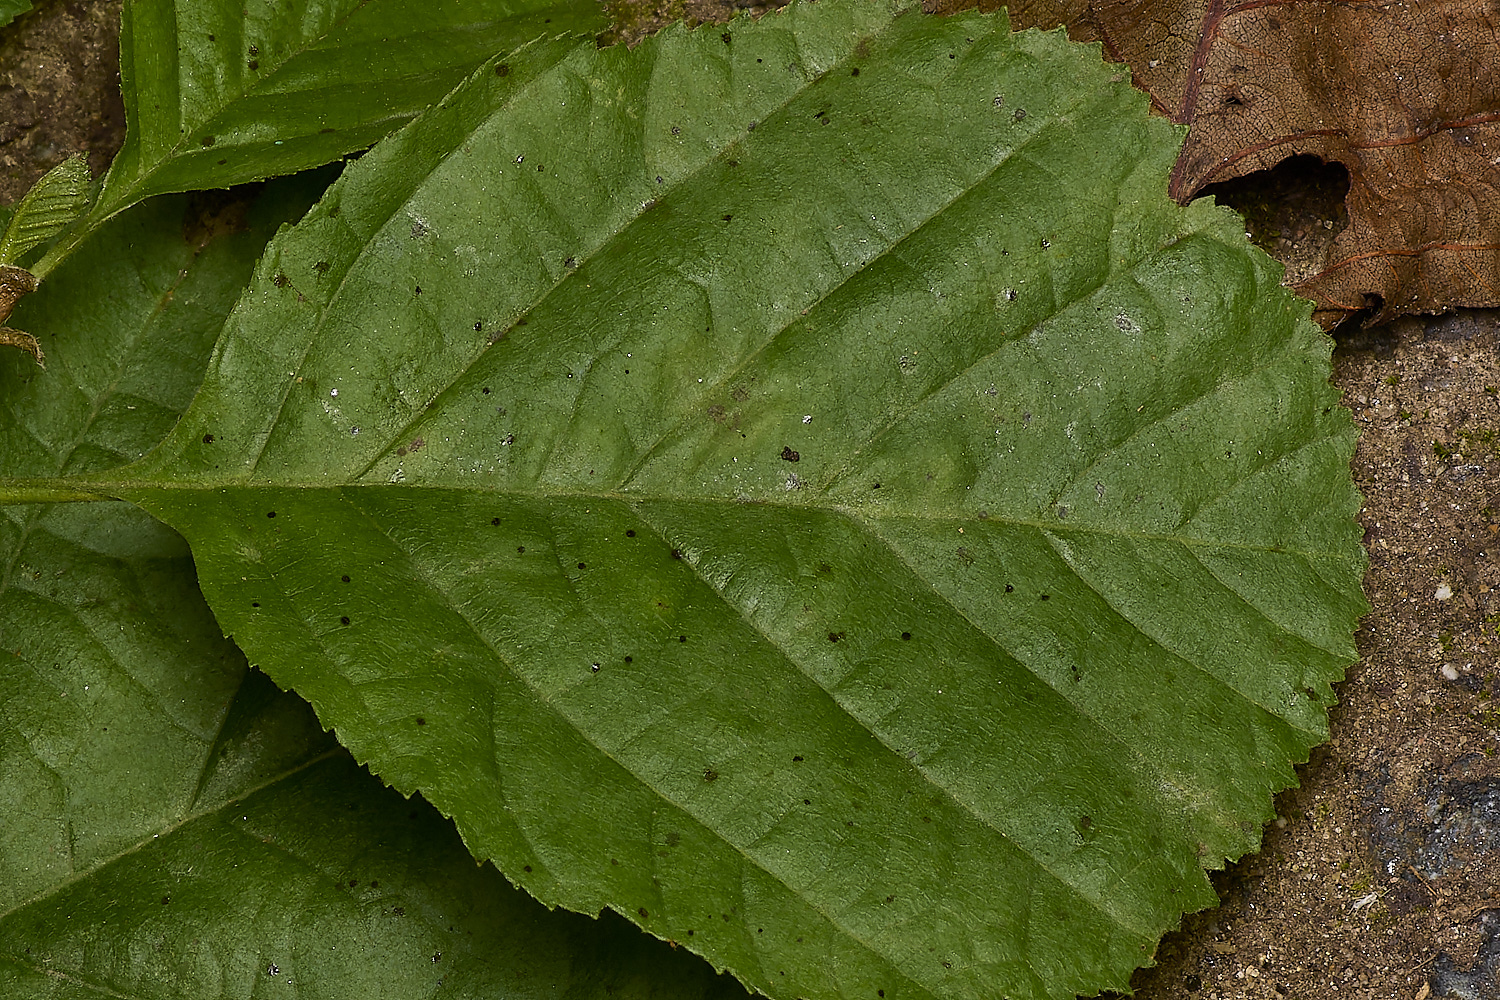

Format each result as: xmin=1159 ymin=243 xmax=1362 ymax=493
xmin=0 ymin=179 xmax=740 ymax=999
xmin=37 ymin=5 xmax=1367 ymax=999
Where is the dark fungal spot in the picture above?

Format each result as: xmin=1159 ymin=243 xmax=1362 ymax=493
xmin=577 ymin=562 xmax=587 ymax=570
xmin=341 ymin=616 xmax=351 ymax=625
xmin=266 ymin=511 xmax=276 ymax=518
xmin=248 ymin=44 xmax=259 ymax=55
xmin=341 ymin=575 xmax=350 ymax=583
xmin=523 ymin=865 xmax=531 ymax=872
xmin=792 ymin=755 xmax=804 ymax=762
xmin=678 ymin=635 xmax=687 ymax=643
xmin=496 ymin=63 xmax=510 ymax=76
xmin=248 ymin=59 xmax=258 ymax=70
xmin=873 ymin=481 xmax=881 ymax=489
xmin=828 ymin=631 xmax=844 ymax=642
xmin=671 ymin=548 xmax=682 ymax=560
xmin=273 ymin=273 xmax=288 ymax=287
xmin=722 ymin=214 xmax=733 ymax=222
xmin=482 ymin=387 xmax=490 ymax=394
xmin=1005 ymin=584 xmax=1014 ymax=593
xmin=313 ymin=260 xmax=329 ymax=274
xmin=721 ymin=31 xmax=732 ymax=43
xmin=251 ymin=602 xmax=260 ymax=608
xmin=591 ymin=663 xmax=600 ymax=673
xmin=415 ymin=717 xmax=426 ymax=726
xmin=624 ymin=655 xmax=633 ymax=663
xmin=516 ymin=546 xmax=525 ymax=554
xmin=851 ymin=67 xmax=860 ymax=76
xmin=879 ymin=992 xmax=884 ymax=998
xmin=1040 ymin=594 xmax=1050 ymax=601
xmin=162 ymin=896 xmax=170 ymax=905
xmin=626 ymin=529 xmax=636 ymax=537
xmin=474 ymin=321 xmax=483 ymax=332
xmin=348 ymin=880 xmax=357 ymax=887
xmin=414 ymin=285 xmax=421 ymax=295
xmin=901 ymin=631 xmax=912 ymax=641
xmin=703 ymin=768 xmax=718 ymax=782
xmin=370 ymin=881 xmax=379 ymax=888
xmin=803 ymin=798 xmax=810 ymax=804
xmin=670 ymin=126 xmax=681 ymax=136
xmin=491 ymin=517 xmax=501 ymax=525
xmin=202 ymin=433 xmax=214 ymax=444
xmin=687 ymin=929 xmax=694 ymax=935
xmin=200 ymin=135 xmax=215 ymax=146
xmin=638 ymin=908 xmax=649 ymax=919
xmin=564 ymin=256 xmax=577 ymax=269
xmin=780 ymin=445 xmax=800 ymax=462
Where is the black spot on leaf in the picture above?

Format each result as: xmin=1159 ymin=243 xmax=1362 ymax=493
xmin=340 ymin=616 xmax=350 ymax=625
xmin=496 ymin=63 xmax=510 ymax=76
xmin=202 ymin=433 xmax=214 ymax=444
xmin=780 ymin=446 xmax=800 ymax=462
xmin=341 ymin=575 xmax=350 ymax=583
xmin=901 ymin=631 xmax=912 ymax=641
xmin=626 ymin=529 xmax=636 ymax=537
xmin=703 ymin=768 xmax=719 ymax=782
xmin=416 ymin=717 xmax=426 ymax=726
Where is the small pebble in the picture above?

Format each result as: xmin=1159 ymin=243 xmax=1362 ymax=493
xmin=1435 ymin=582 xmax=1454 ymax=600
xmin=1441 ymin=663 xmax=1459 ymax=681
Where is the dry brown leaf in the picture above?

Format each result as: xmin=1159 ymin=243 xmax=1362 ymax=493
xmin=938 ymin=0 xmax=1500 ymax=326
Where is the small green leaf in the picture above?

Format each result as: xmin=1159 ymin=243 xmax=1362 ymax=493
xmin=7 ymin=4 xmax=1367 ymax=998
xmin=0 ymin=1 xmax=32 ymax=29
xmin=0 ymin=154 xmax=91 ymax=267
xmin=31 ymin=0 xmax=606 ymax=278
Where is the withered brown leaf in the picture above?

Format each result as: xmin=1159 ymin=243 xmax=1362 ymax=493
xmin=939 ymin=0 xmax=1499 ymax=325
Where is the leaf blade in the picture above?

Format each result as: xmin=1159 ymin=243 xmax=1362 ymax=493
xmin=50 ymin=5 xmax=1366 ymax=998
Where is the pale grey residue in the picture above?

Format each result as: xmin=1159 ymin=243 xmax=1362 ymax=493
xmin=1115 ymin=312 xmax=1141 ymax=336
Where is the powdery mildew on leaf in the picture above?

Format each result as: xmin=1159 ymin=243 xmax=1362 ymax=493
xmin=74 ymin=4 xmax=1367 ymax=999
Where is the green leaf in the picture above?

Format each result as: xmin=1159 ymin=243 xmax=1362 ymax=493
xmin=31 ymin=0 xmax=606 ymax=279
xmin=0 ymin=179 xmax=746 ymax=1000
xmin=0 ymin=2 xmax=32 ymax=30
xmin=15 ymin=4 xmax=1367 ymax=998
xmin=0 ymin=155 xmax=91 ymax=268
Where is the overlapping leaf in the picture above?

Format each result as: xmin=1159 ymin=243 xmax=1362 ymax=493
xmin=988 ymin=0 xmax=1500 ymax=324
xmin=7 ymin=3 xmax=1365 ymax=999
xmin=32 ymin=0 xmax=606 ymax=277
xmin=0 ymin=180 xmax=742 ymax=999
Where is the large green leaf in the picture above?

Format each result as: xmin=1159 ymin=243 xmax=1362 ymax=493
xmin=9 ymin=4 xmax=1366 ymax=998
xmin=0 ymin=179 xmax=746 ymax=999
xmin=31 ymin=0 xmax=605 ymax=278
